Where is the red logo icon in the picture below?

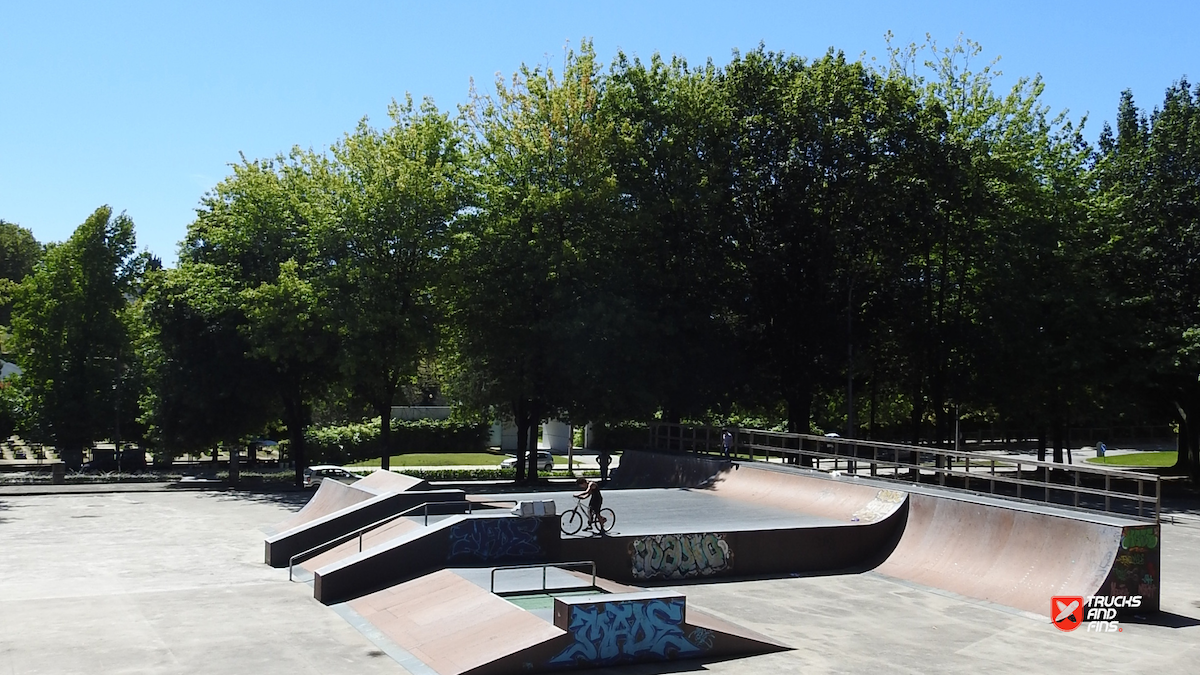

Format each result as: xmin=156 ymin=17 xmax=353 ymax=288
xmin=1052 ymin=596 xmax=1085 ymax=631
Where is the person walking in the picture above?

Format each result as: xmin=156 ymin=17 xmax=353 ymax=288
xmin=598 ymin=450 xmax=611 ymax=483
xmin=722 ymin=428 xmax=733 ymax=459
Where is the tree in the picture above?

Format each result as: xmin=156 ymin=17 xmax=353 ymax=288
xmin=182 ymin=152 xmax=340 ymax=485
xmin=449 ymin=41 xmax=621 ymax=480
xmin=601 ymin=52 xmax=741 ymax=422
xmin=1094 ymin=80 xmax=1200 ymax=475
xmin=324 ymin=98 xmax=472 ymax=471
xmin=0 ymin=220 xmax=42 ymax=328
xmin=137 ymin=263 xmax=278 ymax=464
xmin=10 ymin=206 xmax=140 ymax=468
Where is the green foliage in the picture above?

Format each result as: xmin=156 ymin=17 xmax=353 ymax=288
xmin=15 ymin=35 xmax=1200 ymax=485
xmin=305 ymin=417 xmax=489 ymax=464
xmin=324 ymin=98 xmax=473 ymax=467
xmin=9 ymin=207 xmax=143 ymax=466
xmin=0 ymin=219 xmax=42 ymax=328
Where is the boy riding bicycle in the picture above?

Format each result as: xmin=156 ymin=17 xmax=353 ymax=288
xmin=574 ymin=477 xmax=606 ymax=530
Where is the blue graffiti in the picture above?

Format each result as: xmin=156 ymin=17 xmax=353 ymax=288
xmin=447 ymin=517 xmax=542 ymax=562
xmin=549 ymin=598 xmax=708 ymax=666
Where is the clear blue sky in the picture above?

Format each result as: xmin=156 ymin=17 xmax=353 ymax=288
xmin=2 ymin=1 xmax=1196 ymax=265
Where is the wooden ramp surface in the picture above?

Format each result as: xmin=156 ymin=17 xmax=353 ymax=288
xmin=347 ymin=569 xmax=563 ymax=675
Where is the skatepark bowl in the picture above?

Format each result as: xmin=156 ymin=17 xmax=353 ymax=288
xmin=263 ymin=436 xmax=1163 ymax=675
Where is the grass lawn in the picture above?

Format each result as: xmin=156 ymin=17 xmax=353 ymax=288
xmin=351 ymin=452 xmax=506 ymax=467
xmin=1086 ymin=451 xmax=1177 ymax=467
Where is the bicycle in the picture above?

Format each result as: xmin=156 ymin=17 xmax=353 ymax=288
xmin=560 ymin=497 xmax=615 ymax=535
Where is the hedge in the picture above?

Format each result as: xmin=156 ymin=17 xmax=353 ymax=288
xmin=305 ymin=417 xmax=488 ymax=464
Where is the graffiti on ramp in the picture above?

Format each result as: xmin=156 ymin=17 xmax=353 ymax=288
xmin=549 ymin=597 xmax=708 ymax=666
xmin=630 ymin=533 xmax=733 ymax=580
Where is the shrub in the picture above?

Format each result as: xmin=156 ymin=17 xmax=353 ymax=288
xmin=305 ymin=417 xmax=489 ymax=464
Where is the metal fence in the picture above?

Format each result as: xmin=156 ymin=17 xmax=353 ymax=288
xmin=648 ymin=423 xmax=1161 ymax=523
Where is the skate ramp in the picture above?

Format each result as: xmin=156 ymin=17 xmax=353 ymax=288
xmin=343 ymin=568 xmax=787 ymax=675
xmin=265 ymin=488 xmax=466 ymax=567
xmin=874 ymin=491 xmax=1160 ymax=614
xmin=269 ymin=479 xmax=376 ymax=535
xmin=314 ymin=513 xmax=562 ymax=604
xmin=611 ymin=451 xmax=729 ymax=488
xmin=299 ymin=516 xmax=422 ymax=573
xmin=354 ymin=469 xmax=430 ymax=493
xmin=709 ymin=462 xmax=906 ymax=523
xmin=613 ymin=451 xmax=1161 ymax=615
xmin=267 ymin=469 xmax=429 ymax=535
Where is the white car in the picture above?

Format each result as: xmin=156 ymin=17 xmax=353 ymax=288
xmin=500 ymin=451 xmax=555 ymax=472
xmin=303 ymin=465 xmax=357 ymax=488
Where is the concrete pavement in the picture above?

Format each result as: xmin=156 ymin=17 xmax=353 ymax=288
xmin=0 ymin=491 xmax=410 ymax=675
xmin=2 ymin=486 xmax=1199 ymax=674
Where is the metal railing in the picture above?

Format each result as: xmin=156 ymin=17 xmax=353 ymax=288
xmin=490 ymin=560 xmax=598 ymax=594
xmin=288 ymin=499 xmax=473 ymax=581
xmin=649 ymin=423 xmax=1161 ymax=523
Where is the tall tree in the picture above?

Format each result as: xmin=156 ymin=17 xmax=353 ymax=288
xmin=10 ymin=207 xmax=139 ymax=468
xmin=601 ymin=52 xmax=740 ymax=422
xmin=182 ymin=152 xmax=340 ymax=485
xmin=449 ymin=41 xmax=621 ymax=480
xmin=324 ymin=98 xmax=472 ymax=471
xmin=1095 ymin=80 xmax=1200 ymax=475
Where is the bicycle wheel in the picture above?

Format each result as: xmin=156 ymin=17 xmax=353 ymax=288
xmin=598 ymin=508 xmax=616 ymax=534
xmin=560 ymin=509 xmax=584 ymax=535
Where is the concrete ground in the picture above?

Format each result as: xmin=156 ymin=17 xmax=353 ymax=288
xmin=0 ymin=490 xmax=412 ymax=675
xmin=3 ymin=488 xmax=1200 ymax=674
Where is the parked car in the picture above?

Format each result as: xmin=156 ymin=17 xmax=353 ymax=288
xmin=303 ymin=465 xmax=358 ymax=488
xmin=500 ymin=451 xmax=555 ymax=472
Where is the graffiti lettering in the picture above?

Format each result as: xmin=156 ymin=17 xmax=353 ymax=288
xmin=688 ymin=627 xmax=715 ymax=650
xmin=1121 ymin=528 xmax=1158 ymax=551
xmin=447 ymin=518 xmax=542 ymax=562
xmin=549 ymin=598 xmax=708 ymax=666
xmin=630 ymin=533 xmax=733 ymax=580
xmin=850 ymin=490 xmax=905 ymax=523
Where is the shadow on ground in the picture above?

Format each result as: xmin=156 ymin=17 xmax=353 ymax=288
xmin=193 ymin=489 xmax=311 ymax=510
xmin=1124 ymin=611 xmax=1200 ymax=628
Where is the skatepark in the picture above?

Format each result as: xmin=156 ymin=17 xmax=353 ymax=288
xmin=255 ymin=426 xmax=1171 ymax=673
xmin=2 ymin=426 xmax=1199 ymax=674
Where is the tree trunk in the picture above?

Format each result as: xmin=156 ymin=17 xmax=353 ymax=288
xmin=526 ymin=418 xmax=539 ymax=482
xmin=1052 ymin=418 xmax=1065 ymax=465
xmin=378 ymin=403 xmax=392 ymax=472
xmin=512 ymin=400 xmax=528 ymax=483
xmin=283 ymin=395 xmax=308 ymax=487
xmin=1170 ymin=400 xmax=1194 ymax=476
xmin=786 ymin=382 xmax=812 ymax=467
xmin=868 ymin=375 xmax=878 ymax=440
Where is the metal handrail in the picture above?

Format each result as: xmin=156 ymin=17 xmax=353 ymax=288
xmin=490 ymin=560 xmax=598 ymax=594
xmin=288 ymin=499 xmax=472 ymax=581
xmin=650 ymin=422 xmax=1162 ymax=523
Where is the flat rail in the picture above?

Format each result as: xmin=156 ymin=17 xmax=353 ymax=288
xmin=288 ymin=499 xmax=472 ymax=581
xmin=490 ymin=560 xmax=598 ymax=594
xmin=649 ymin=422 xmax=1160 ymax=523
